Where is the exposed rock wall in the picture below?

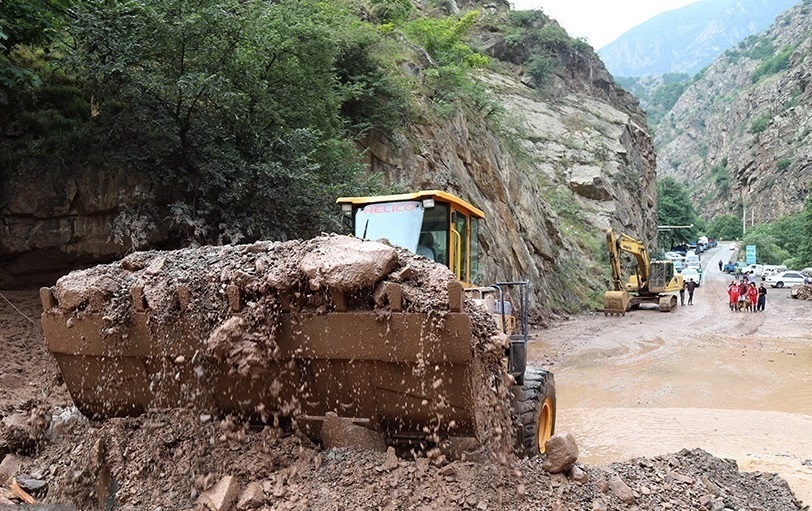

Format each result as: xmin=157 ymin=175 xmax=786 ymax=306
xmin=0 ymin=168 xmax=148 ymax=286
xmin=363 ymin=63 xmax=656 ymax=313
xmin=655 ymin=2 xmax=812 ymax=222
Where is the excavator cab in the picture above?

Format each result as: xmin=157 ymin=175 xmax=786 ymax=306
xmin=337 ymin=190 xmax=484 ymax=287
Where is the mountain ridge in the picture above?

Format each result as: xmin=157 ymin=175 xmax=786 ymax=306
xmin=599 ymin=0 xmax=800 ymax=77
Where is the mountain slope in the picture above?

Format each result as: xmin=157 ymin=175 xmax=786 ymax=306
xmin=599 ymin=0 xmax=799 ymax=77
xmin=654 ymin=1 xmax=812 ymax=222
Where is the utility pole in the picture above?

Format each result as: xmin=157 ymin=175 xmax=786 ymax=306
xmin=742 ymin=204 xmax=746 ymax=236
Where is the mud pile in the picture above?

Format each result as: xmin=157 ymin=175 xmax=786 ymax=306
xmin=790 ymin=284 xmax=812 ymax=300
xmin=3 ymin=409 xmax=805 ymax=510
xmin=0 ymin=246 xmax=807 ymax=510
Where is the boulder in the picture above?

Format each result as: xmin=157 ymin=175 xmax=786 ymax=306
xmin=569 ymin=165 xmax=614 ymax=201
xmin=542 ymin=432 xmax=579 ymax=474
xmin=320 ymin=412 xmax=386 ymax=452
xmin=197 ymin=476 xmax=240 ymax=511
xmin=0 ymin=454 xmax=24 ymax=485
xmin=300 ymin=237 xmax=398 ymax=293
xmin=236 ymin=481 xmax=265 ymax=510
xmin=608 ymin=473 xmax=635 ymax=504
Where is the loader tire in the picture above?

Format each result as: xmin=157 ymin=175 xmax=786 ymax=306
xmin=513 ymin=367 xmax=556 ymax=458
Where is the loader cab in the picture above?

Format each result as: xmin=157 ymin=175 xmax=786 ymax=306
xmin=336 ymin=190 xmax=484 ymax=286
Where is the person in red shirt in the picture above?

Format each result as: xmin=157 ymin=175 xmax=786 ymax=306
xmin=738 ymin=281 xmax=748 ymax=311
xmin=747 ymin=282 xmax=758 ymax=312
xmin=728 ymin=282 xmax=740 ymax=312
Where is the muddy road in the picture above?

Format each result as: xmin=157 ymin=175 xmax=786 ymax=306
xmin=528 ymin=242 xmax=812 ymax=504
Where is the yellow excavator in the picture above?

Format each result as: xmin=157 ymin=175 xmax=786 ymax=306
xmin=603 ymin=228 xmax=683 ymax=315
xmin=41 ymin=190 xmax=555 ymax=457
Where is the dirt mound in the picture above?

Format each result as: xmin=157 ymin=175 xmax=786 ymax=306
xmin=1 ymin=408 xmax=804 ymax=510
xmin=790 ymin=284 xmax=812 ymax=300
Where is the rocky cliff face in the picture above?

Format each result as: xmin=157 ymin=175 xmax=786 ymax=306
xmin=655 ymin=2 xmax=812 ymax=223
xmin=363 ymin=30 xmax=656 ymax=314
xmin=0 ymin=12 xmax=657 ymax=316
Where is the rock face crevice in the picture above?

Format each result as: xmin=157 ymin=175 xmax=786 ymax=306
xmin=655 ymin=3 xmax=812 ymax=222
xmin=1 ymin=21 xmax=657 ymax=316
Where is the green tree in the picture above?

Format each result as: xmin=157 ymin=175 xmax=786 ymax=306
xmin=70 ymin=0 xmax=389 ymax=243
xmin=707 ymin=214 xmax=743 ymax=240
xmin=792 ymin=193 xmax=812 ymax=267
xmin=741 ymin=231 xmax=789 ymax=264
xmin=0 ymin=0 xmax=74 ymax=100
xmin=657 ymin=176 xmax=700 ymax=244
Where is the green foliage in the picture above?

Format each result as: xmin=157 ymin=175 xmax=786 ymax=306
xmin=743 ymin=213 xmax=807 ymax=265
xmin=66 ymin=0 xmax=395 ymax=243
xmin=707 ymin=214 xmax=743 ymax=240
xmin=405 ymin=11 xmax=484 ymax=67
xmin=657 ymin=177 xmax=701 ymax=243
xmin=741 ymin=231 xmax=789 ymax=265
xmin=369 ymin=0 xmax=414 ymax=24
xmin=403 ymin=11 xmax=490 ymax=107
xmin=645 ymin=76 xmax=690 ymax=126
xmin=507 ymin=10 xmax=548 ymax=27
xmin=751 ymin=45 xmax=794 ymax=82
xmin=499 ymin=12 xmax=589 ymax=90
xmin=0 ymin=0 xmax=74 ymax=99
xmin=742 ymin=36 xmax=775 ymax=60
xmin=710 ymin=161 xmax=730 ymax=195
xmin=776 ymin=158 xmax=791 ymax=172
xmin=795 ymin=191 xmax=812 ymax=267
xmin=750 ymin=115 xmax=771 ymax=134
xmin=525 ymin=52 xmax=555 ymax=87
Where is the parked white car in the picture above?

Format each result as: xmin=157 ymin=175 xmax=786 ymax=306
xmin=762 ymin=265 xmax=788 ymax=280
xmin=764 ymin=271 xmax=805 ymax=288
xmin=680 ymin=268 xmax=701 ymax=286
xmin=744 ymin=263 xmax=764 ymax=276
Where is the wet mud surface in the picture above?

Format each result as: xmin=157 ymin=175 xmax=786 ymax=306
xmin=530 ymin=242 xmax=812 ymax=504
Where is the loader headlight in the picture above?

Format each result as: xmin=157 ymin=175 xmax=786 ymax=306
xmin=340 ymin=203 xmax=352 ymax=213
xmin=422 ymin=198 xmax=435 ymax=209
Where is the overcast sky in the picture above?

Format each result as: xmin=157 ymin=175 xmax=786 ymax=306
xmin=510 ymin=0 xmax=700 ymax=49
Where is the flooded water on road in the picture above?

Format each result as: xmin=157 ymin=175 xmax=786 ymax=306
xmin=530 ymin=243 xmax=812 ymax=504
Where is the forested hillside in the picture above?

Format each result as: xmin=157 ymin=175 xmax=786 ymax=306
xmin=1 ymin=0 xmax=656 ymax=314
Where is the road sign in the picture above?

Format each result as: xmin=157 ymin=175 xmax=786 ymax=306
xmin=745 ymin=245 xmax=757 ymax=264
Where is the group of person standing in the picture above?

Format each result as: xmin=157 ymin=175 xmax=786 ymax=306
xmin=678 ymin=278 xmax=697 ymax=305
xmin=727 ymin=279 xmax=767 ymax=312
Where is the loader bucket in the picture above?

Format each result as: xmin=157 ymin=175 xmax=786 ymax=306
xmin=39 ymin=236 xmax=498 ymax=444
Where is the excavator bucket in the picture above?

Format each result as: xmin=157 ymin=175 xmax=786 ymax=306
xmin=603 ymin=290 xmax=629 ymax=316
xmin=40 ymin=236 xmax=510 ymax=445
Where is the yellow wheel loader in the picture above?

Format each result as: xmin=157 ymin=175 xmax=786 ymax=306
xmin=41 ymin=190 xmax=555 ymax=457
xmin=336 ymin=190 xmax=556 ymax=455
xmin=603 ymin=228 xmax=684 ymax=315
